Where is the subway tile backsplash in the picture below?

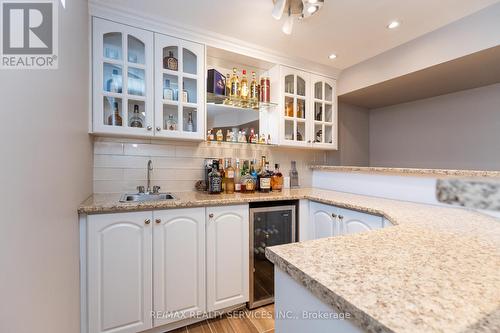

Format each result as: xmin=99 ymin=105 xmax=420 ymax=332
xmin=93 ymin=137 xmax=327 ymax=193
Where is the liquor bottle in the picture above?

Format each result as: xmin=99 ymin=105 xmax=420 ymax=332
xmin=240 ymin=69 xmax=249 ymax=105
xmin=250 ymin=71 xmax=259 ymax=107
xmin=186 ymin=112 xmax=194 ymax=132
xmin=259 ymin=134 xmax=266 ymax=144
xmin=226 ymin=130 xmax=232 ymax=142
xmin=107 ymin=69 xmax=121 ymax=93
xmin=207 ymin=129 xmax=214 ymax=141
xmin=108 ymin=102 xmax=122 ymax=126
xmin=267 ymin=134 xmax=272 ymax=145
xmin=163 ymin=51 xmax=178 ymax=71
xmin=234 ymin=159 xmax=241 ymax=192
xmin=250 ymin=160 xmax=258 ymax=191
xmin=271 ymin=163 xmax=283 ymax=192
xmin=208 ymin=160 xmax=222 ymax=194
xmin=259 ymin=157 xmax=271 ymax=193
xmin=225 ymin=73 xmax=231 ymax=96
xmin=249 ymin=128 xmax=256 ymax=144
xmin=225 ymin=159 xmax=235 ymax=194
xmin=219 ymin=158 xmax=226 ymax=193
xmin=216 ymin=129 xmax=224 ymax=142
xmin=163 ymin=79 xmax=174 ymax=100
xmin=290 ymin=160 xmax=299 ymax=188
xmin=129 ymin=104 xmax=143 ymax=128
xmin=241 ymin=161 xmax=256 ymax=193
xmin=166 ymin=114 xmax=176 ymax=131
xmin=182 ymin=83 xmax=188 ymax=103
xmin=230 ymin=67 xmax=240 ymax=104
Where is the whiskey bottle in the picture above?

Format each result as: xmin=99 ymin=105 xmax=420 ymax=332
xmin=163 ymin=51 xmax=178 ymax=71
xmin=249 ymin=128 xmax=256 ymax=144
xmin=225 ymin=159 xmax=235 ymax=194
xmin=230 ymin=67 xmax=240 ymax=104
xmin=250 ymin=71 xmax=259 ymax=108
xmin=166 ymin=114 xmax=177 ymax=131
xmin=271 ymin=163 xmax=283 ymax=192
xmin=108 ymin=101 xmax=122 ymax=126
xmin=241 ymin=161 xmax=256 ymax=193
xmin=234 ymin=159 xmax=241 ymax=192
xmin=186 ymin=112 xmax=194 ymax=132
xmin=259 ymin=159 xmax=271 ymax=193
xmin=219 ymin=159 xmax=226 ymax=193
xmin=208 ymin=160 xmax=222 ymax=194
xmin=240 ymin=69 xmax=249 ymax=105
xmin=129 ymin=104 xmax=143 ymax=128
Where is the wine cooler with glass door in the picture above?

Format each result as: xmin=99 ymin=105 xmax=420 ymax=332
xmin=249 ymin=201 xmax=297 ymax=309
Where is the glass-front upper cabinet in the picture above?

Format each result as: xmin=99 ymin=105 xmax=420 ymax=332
xmin=281 ymin=66 xmax=311 ymax=147
xmin=92 ymin=18 xmax=154 ymax=136
xmin=154 ymin=33 xmax=205 ymax=140
xmin=311 ymin=74 xmax=337 ymax=149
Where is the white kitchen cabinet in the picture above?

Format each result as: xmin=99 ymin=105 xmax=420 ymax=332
xmin=87 ymin=211 xmax=153 ymax=333
xmin=92 ymin=18 xmax=154 ymax=136
xmin=152 ymin=208 xmax=206 ymax=327
xmin=309 ymin=201 xmax=384 ymax=239
xmin=309 ymin=201 xmax=340 ymax=239
xmin=280 ymin=66 xmax=312 ymax=147
xmin=206 ymin=205 xmax=249 ymax=311
xmin=310 ymin=74 xmax=338 ymax=150
xmin=154 ymin=33 xmax=205 ymax=140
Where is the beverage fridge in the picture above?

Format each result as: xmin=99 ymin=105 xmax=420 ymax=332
xmin=249 ymin=202 xmax=297 ymax=309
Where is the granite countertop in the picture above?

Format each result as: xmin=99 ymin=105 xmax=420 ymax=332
xmin=437 ymin=178 xmax=500 ymax=212
xmin=265 ymin=190 xmax=500 ymax=333
xmin=79 ymin=189 xmax=500 ymax=332
xmin=310 ymin=165 xmax=500 ymax=178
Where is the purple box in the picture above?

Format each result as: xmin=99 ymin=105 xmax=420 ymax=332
xmin=207 ymin=69 xmax=226 ymax=95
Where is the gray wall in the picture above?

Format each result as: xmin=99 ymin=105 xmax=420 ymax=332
xmin=327 ymin=102 xmax=370 ymax=166
xmin=0 ymin=1 xmax=93 ymax=333
xmin=369 ymin=83 xmax=500 ymax=170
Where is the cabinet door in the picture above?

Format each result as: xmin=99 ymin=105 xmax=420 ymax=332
xmin=281 ymin=66 xmax=311 ymax=147
xmin=337 ymin=207 xmax=384 ymax=235
xmin=155 ymin=33 xmax=205 ymax=140
xmin=206 ymin=205 xmax=249 ymax=311
xmin=92 ymin=18 xmax=154 ymax=136
xmin=310 ymin=201 xmax=339 ymax=239
xmin=310 ymin=74 xmax=338 ymax=150
xmin=87 ymin=212 xmax=153 ymax=333
xmin=152 ymin=208 xmax=205 ymax=327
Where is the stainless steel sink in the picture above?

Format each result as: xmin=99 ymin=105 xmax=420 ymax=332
xmin=119 ymin=193 xmax=176 ymax=203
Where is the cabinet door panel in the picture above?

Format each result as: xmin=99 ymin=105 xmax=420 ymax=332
xmin=337 ymin=208 xmax=383 ymax=235
xmin=310 ymin=201 xmax=338 ymax=239
xmin=153 ymin=208 xmax=205 ymax=327
xmin=92 ymin=18 xmax=154 ymax=136
xmin=87 ymin=212 xmax=153 ymax=333
xmin=310 ymin=74 xmax=337 ymax=150
xmin=206 ymin=205 xmax=249 ymax=311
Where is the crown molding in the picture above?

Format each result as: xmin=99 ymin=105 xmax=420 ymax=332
xmin=89 ymin=0 xmax=340 ymax=79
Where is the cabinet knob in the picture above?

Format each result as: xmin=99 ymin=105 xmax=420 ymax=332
xmin=145 ymin=219 xmax=151 ymax=225
xmin=331 ymin=213 xmax=337 ymax=218
xmin=155 ymin=219 xmax=161 ymax=224
xmin=156 ymin=126 xmax=161 ymax=131
xmin=208 ymin=213 xmax=214 ymax=219
xmin=338 ymin=215 xmax=344 ymax=220
xmin=147 ymin=126 xmax=152 ymax=131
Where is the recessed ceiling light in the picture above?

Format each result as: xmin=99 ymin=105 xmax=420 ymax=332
xmin=387 ymin=21 xmax=400 ymax=29
xmin=328 ymin=53 xmax=337 ymax=59
xmin=307 ymin=5 xmax=318 ymax=14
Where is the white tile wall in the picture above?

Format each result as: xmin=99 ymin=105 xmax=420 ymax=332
xmin=93 ymin=137 xmax=327 ymax=193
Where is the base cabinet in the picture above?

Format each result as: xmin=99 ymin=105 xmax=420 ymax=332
xmin=87 ymin=212 xmax=153 ymax=333
xmin=152 ymin=208 xmax=206 ymax=327
xmin=206 ymin=205 xmax=250 ymax=311
xmin=309 ymin=201 xmax=385 ymax=240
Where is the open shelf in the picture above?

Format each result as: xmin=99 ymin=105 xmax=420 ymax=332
xmin=206 ymin=92 xmax=277 ymax=111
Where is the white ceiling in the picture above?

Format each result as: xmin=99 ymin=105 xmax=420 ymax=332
xmin=98 ymin=0 xmax=500 ymax=69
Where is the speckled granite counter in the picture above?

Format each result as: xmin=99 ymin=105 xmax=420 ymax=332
xmin=79 ymin=189 xmax=500 ymax=332
xmin=310 ymin=165 xmax=500 ymax=178
xmin=437 ymin=178 xmax=500 ymax=212
xmin=264 ymin=190 xmax=500 ymax=333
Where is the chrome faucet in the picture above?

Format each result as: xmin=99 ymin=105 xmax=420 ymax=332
xmin=146 ymin=159 xmax=153 ymax=193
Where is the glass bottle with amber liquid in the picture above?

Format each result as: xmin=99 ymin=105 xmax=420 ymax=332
xmin=271 ymin=163 xmax=283 ymax=192
xmin=224 ymin=73 xmax=232 ymax=105
xmin=240 ymin=69 xmax=249 ymax=106
xmin=250 ymin=71 xmax=259 ymax=108
xmin=108 ymin=101 xmax=122 ymax=126
xmin=259 ymin=160 xmax=272 ymax=193
xmin=225 ymin=159 xmax=235 ymax=194
xmin=230 ymin=67 xmax=240 ymax=104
